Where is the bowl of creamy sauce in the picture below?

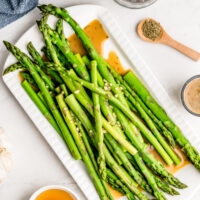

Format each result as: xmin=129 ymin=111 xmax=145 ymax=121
xmin=29 ymin=185 xmax=79 ymax=200
xmin=181 ymin=75 xmax=200 ymax=116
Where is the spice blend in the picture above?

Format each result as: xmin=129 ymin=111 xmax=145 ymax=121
xmin=142 ymin=19 xmax=162 ymax=41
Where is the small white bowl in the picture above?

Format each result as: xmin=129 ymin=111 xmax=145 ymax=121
xmin=29 ymin=185 xmax=80 ymax=200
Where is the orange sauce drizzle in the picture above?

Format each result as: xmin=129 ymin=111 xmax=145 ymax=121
xmin=18 ymin=72 xmax=24 ymax=82
xmin=36 ymin=189 xmax=75 ymax=200
xmin=106 ymin=183 xmax=123 ymax=199
xmin=68 ymin=19 xmax=108 ymax=56
xmin=106 ymin=51 xmax=128 ymax=75
xmin=67 ymin=19 xmax=189 ymax=199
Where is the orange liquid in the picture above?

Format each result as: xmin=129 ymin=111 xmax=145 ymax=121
xmin=106 ymin=51 xmax=128 ymax=75
xmin=106 ymin=183 xmax=123 ymax=199
xmin=36 ymin=189 xmax=75 ymax=200
xmin=68 ymin=19 xmax=108 ymax=56
xmin=18 ymin=72 xmax=24 ymax=82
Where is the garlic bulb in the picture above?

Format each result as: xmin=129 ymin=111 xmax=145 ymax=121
xmin=0 ymin=128 xmax=13 ymax=183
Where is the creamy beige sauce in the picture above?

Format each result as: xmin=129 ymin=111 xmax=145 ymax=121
xmin=36 ymin=189 xmax=75 ymax=200
xmin=184 ymin=78 xmax=200 ymax=114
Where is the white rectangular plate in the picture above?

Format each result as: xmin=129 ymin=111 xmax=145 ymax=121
xmin=3 ymin=5 xmax=200 ymax=200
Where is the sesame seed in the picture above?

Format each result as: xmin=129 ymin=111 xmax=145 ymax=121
xmin=74 ymin=90 xmax=80 ymax=94
xmin=104 ymin=86 xmax=108 ymax=91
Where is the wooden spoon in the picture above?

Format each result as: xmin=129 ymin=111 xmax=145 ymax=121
xmin=137 ymin=18 xmax=200 ymax=61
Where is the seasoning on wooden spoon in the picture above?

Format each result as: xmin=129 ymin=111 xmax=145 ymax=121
xmin=142 ymin=19 xmax=163 ymax=41
xmin=138 ymin=18 xmax=200 ymax=61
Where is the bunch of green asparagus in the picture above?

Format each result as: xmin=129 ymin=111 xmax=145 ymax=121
xmin=3 ymin=4 xmax=200 ymax=200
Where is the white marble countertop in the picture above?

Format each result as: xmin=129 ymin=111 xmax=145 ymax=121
xmin=1 ymin=0 xmax=200 ymax=199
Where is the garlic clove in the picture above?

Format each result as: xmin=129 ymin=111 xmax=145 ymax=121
xmin=0 ymin=148 xmax=13 ymax=173
xmin=0 ymin=149 xmax=9 ymax=183
xmin=0 ymin=128 xmax=11 ymax=150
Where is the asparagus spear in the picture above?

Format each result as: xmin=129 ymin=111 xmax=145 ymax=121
xmin=104 ymin=133 xmax=152 ymax=194
xmin=74 ymin=117 xmax=114 ymax=200
xmin=65 ymin=94 xmax=148 ymax=200
xmin=3 ymin=41 xmax=81 ymax=160
xmin=3 ymin=60 xmax=53 ymax=93
xmin=38 ymin=15 xmax=93 ymax=111
xmin=84 ymin=57 xmax=127 ymax=142
xmin=82 ymin=56 xmax=104 ymax=89
xmin=41 ymin=46 xmax=52 ymax=61
xmin=25 ymin=42 xmax=55 ymax=91
xmin=91 ymin=60 xmax=106 ymax=179
xmin=60 ymin=84 xmax=68 ymax=97
xmin=55 ymin=18 xmax=73 ymax=67
xmin=106 ymin=178 xmax=126 ymax=195
xmin=55 ymin=86 xmax=61 ymax=94
xmin=27 ymin=41 xmax=63 ymax=84
xmin=112 ymin=106 xmax=186 ymax=189
xmin=100 ymin=97 xmax=127 ymax=141
xmin=46 ymin=24 xmax=90 ymax=81
xmin=55 ymin=19 xmax=65 ymax=40
xmin=20 ymin=71 xmax=38 ymax=89
xmin=113 ymin=107 xmax=166 ymax=200
xmin=37 ymin=15 xmax=65 ymax=84
xmin=82 ymin=55 xmax=90 ymax=66
xmin=128 ymin=121 xmax=144 ymax=145
xmin=3 ymin=62 xmax=23 ymax=75
xmin=37 ymin=91 xmax=48 ymax=108
xmin=104 ymin=147 xmax=147 ymax=200
xmin=22 ymin=80 xmax=61 ymax=135
xmin=104 ymin=137 xmax=122 ymax=165
xmin=125 ymin=152 xmax=180 ymax=196
xmin=56 ymin=93 xmax=108 ymax=200
xmin=127 ymin=100 xmax=138 ymax=113
xmin=106 ymin=169 xmax=136 ymax=200
xmin=38 ymin=4 xmax=129 ymax=108
xmin=124 ymin=71 xmax=200 ymax=170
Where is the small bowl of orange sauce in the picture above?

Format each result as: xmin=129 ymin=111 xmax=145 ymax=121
xmin=29 ymin=185 xmax=79 ymax=200
xmin=181 ymin=75 xmax=200 ymax=116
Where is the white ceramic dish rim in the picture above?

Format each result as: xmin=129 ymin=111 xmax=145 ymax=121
xmin=29 ymin=185 xmax=80 ymax=200
xmin=2 ymin=4 xmax=200 ymax=200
